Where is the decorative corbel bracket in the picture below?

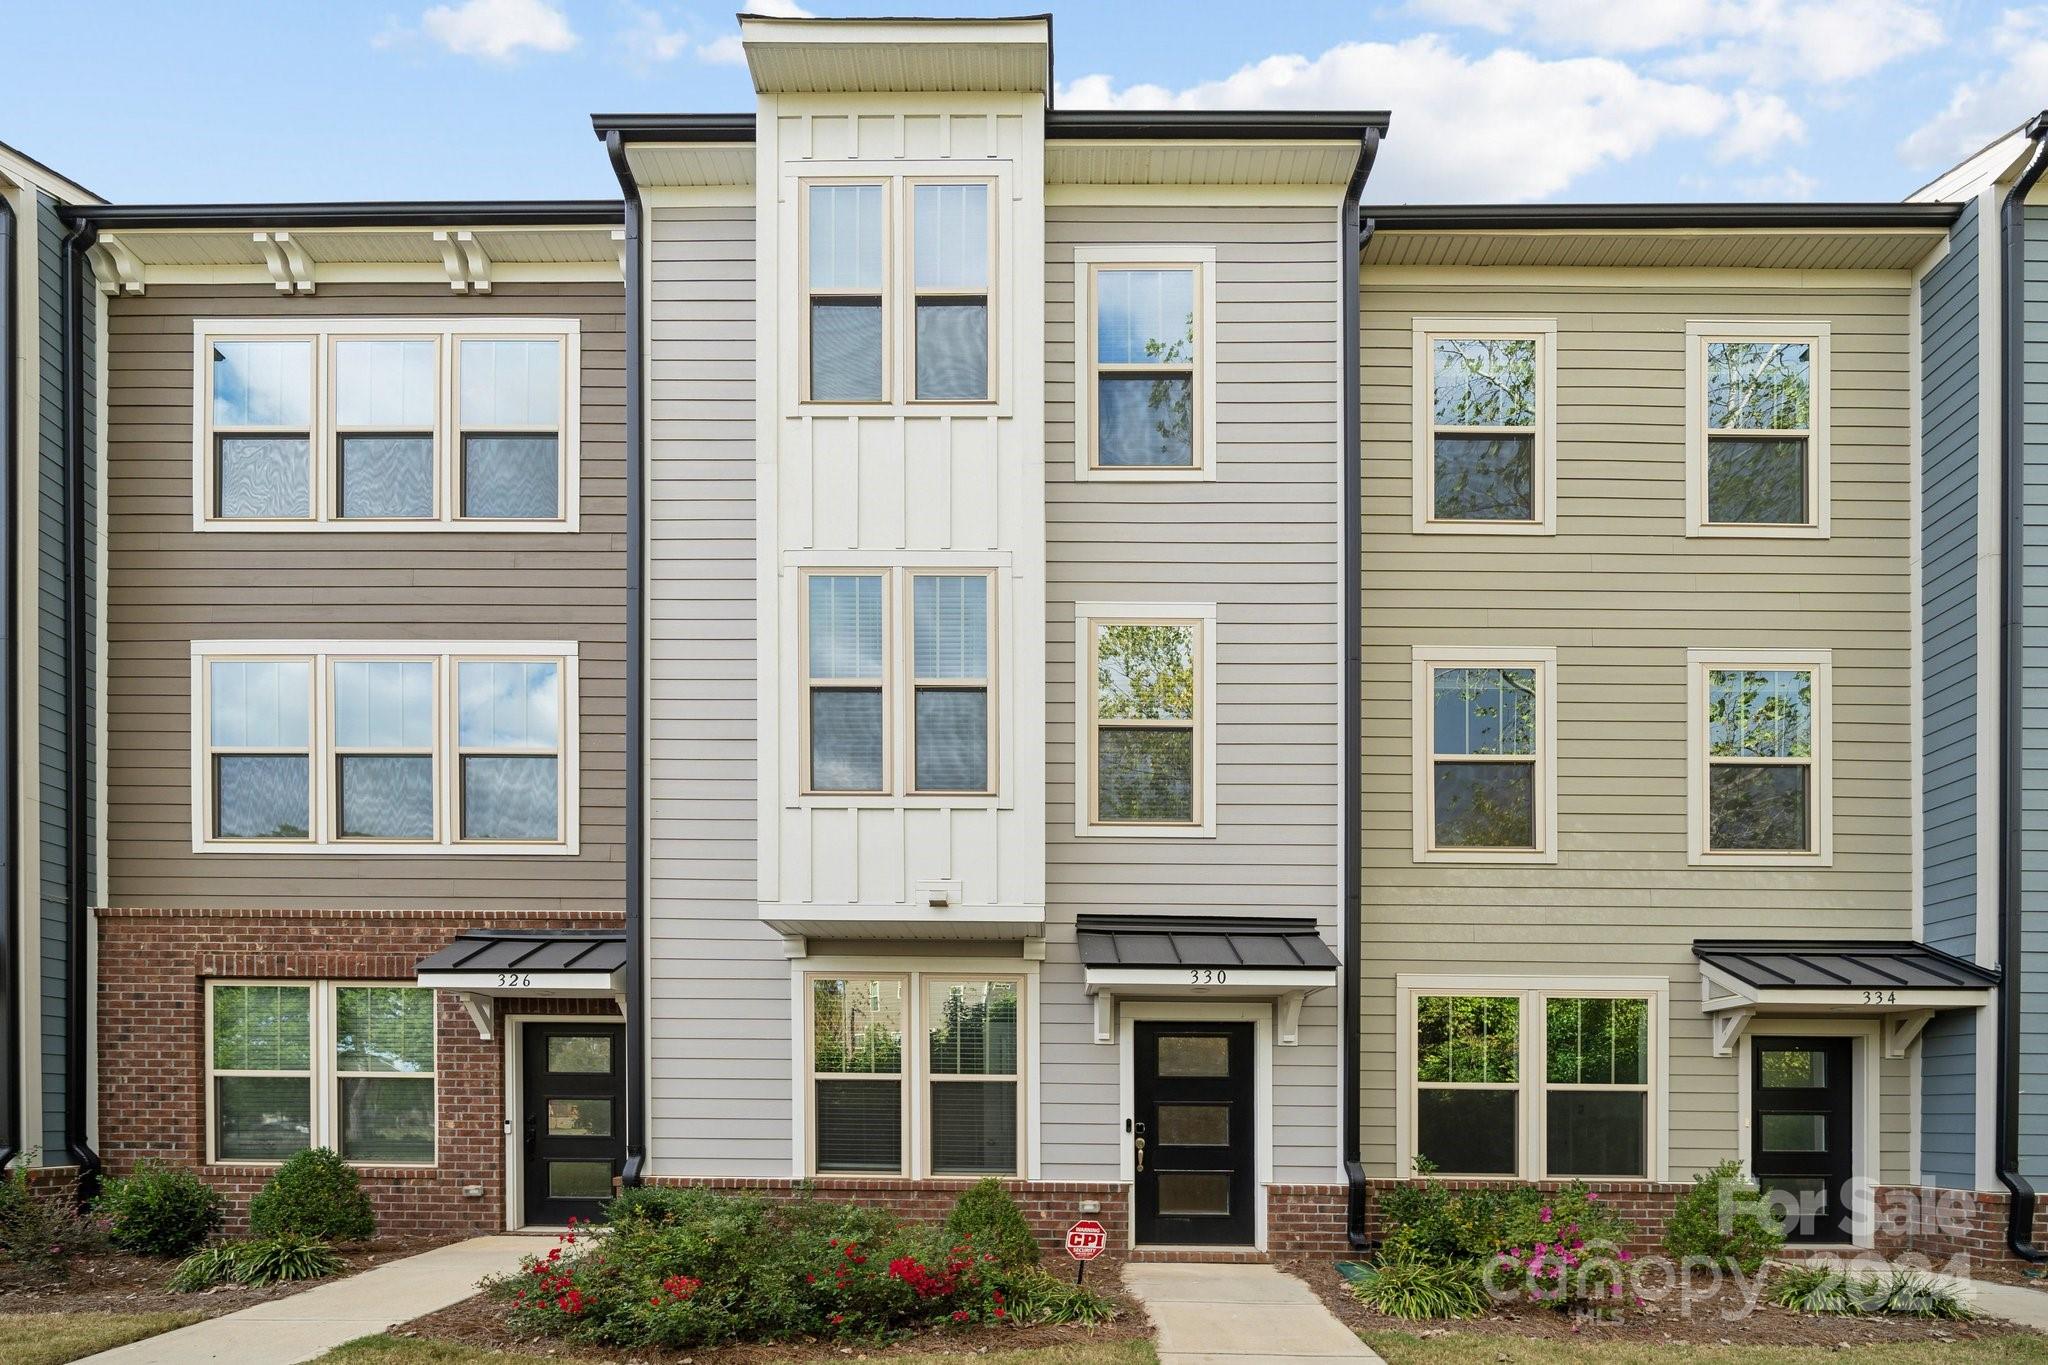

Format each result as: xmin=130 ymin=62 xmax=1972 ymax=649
xmin=89 ymin=234 xmax=145 ymax=296
xmin=457 ymin=991 xmax=494 ymax=1041
xmin=1277 ymin=991 xmax=1307 ymax=1046
xmin=433 ymin=229 xmax=492 ymax=294
xmin=1884 ymin=1010 xmax=1936 ymax=1059
xmin=1711 ymin=1007 xmax=1755 ymax=1058
xmin=253 ymin=231 xmax=314 ymax=294
xmin=1092 ymin=990 xmax=1115 ymax=1045
xmin=612 ymin=228 xmax=627 ymax=279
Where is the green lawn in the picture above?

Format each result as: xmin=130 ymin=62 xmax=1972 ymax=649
xmin=1364 ymin=1330 xmax=2048 ymax=1365
xmin=0 ymin=1310 xmax=205 ymax=1365
xmin=312 ymin=1334 xmax=1158 ymax=1365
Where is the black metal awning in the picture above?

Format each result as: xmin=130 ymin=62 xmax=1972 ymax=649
xmin=416 ymin=929 xmax=626 ymax=987
xmin=1077 ymin=915 xmax=1340 ymax=973
xmin=1692 ymin=939 xmax=1996 ymax=1059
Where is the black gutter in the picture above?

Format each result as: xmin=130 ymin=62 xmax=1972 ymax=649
xmin=0 ymin=188 xmax=18 ymax=1176
xmin=602 ymin=131 xmax=647 ymax=1191
xmin=62 ymin=202 xmax=622 ymax=231
xmin=591 ymin=114 xmax=756 ymax=145
xmin=1341 ymin=126 xmax=1382 ymax=1253
xmin=59 ymin=217 xmax=98 ymax=1198
xmin=1361 ymin=202 xmax=1962 ymax=232
xmin=590 ymin=109 xmax=1398 ymax=145
xmin=1996 ymin=110 xmax=2048 ymax=1264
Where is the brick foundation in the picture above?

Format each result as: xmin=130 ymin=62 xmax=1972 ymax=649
xmin=1268 ymin=1183 xmax=1351 ymax=1257
xmin=96 ymin=906 xmax=622 ymax=1240
xmin=1364 ymin=1178 xmax=1686 ymax=1256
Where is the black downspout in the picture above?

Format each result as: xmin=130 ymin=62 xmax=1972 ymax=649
xmin=59 ymin=218 xmax=99 ymax=1198
xmin=1997 ymin=111 xmax=2048 ymax=1263
xmin=0 ymin=189 xmax=19 ymax=1177
xmin=1342 ymin=128 xmax=1381 ymax=1252
xmin=604 ymin=131 xmax=647 ymax=1189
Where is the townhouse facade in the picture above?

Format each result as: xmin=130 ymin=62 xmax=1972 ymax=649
xmin=3 ymin=11 xmax=2047 ymax=1264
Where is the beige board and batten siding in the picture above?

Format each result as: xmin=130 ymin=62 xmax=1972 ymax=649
xmin=1357 ymin=275 xmax=1915 ymax=1182
xmin=105 ymin=281 xmax=624 ymax=912
xmin=1043 ymin=203 xmax=1345 ymax=1183
xmin=644 ymin=201 xmax=789 ymax=1175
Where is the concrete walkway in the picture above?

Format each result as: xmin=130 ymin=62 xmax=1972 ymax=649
xmin=81 ymin=1234 xmax=540 ymax=1365
xmin=1123 ymin=1263 xmax=1385 ymax=1365
xmin=1929 ymin=1271 xmax=2048 ymax=1332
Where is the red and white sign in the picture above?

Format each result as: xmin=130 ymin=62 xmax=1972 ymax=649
xmin=1065 ymin=1219 xmax=1107 ymax=1261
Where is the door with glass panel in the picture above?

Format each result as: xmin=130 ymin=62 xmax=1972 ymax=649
xmin=522 ymin=1023 xmax=625 ymax=1226
xmin=1133 ymin=1023 xmax=1254 ymax=1246
xmin=1750 ymin=1037 xmax=1853 ymax=1244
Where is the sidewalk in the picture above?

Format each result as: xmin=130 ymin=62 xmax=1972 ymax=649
xmin=79 ymin=1235 xmax=539 ymax=1365
xmin=1123 ymin=1262 xmax=1386 ymax=1365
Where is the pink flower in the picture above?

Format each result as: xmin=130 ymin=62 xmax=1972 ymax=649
xmin=1618 ymin=1250 xmax=1632 ymax=1262
xmin=1539 ymin=1207 xmax=1553 ymax=1223
xmin=1588 ymin=1192 xmax=1600 ymax=1201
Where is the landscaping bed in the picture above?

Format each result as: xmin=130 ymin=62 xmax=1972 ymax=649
xmin=0 ymin=1235 xmax=451 ymax=1319
xmin=315 ymin=1334 xmax=1158 ymax=1365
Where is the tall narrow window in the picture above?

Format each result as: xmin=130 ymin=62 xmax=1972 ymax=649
xmin=1416 ymin=323 xmax=1555 ymax=528
xmin=207 ymin=658 xmax=312 ymax=840
xmin=912 ymin=183 xmax=991 ymax=400
xmin=334 ymin=338 xmax=436 ymax=519
xmin=927 ymin=978 xmax=1020 ymax=1175
xmin=805 ymin=573 xmax=887 ymax=793
xmin=211 ymin=339 xmax=313 ymax=519
xmin=211 ymin=984 xmax=313 ymax=1161
xmin=1428 ymin=666 xmax=1537 ymax=851
xmin=458 ymin=338 xmax=563 ymax=520
xmin=1543 ymin=996 xmax=1649 ymax=1178
xmin=1704 ymin=341 xmax=1812 ymax=526
xmin=456 ymin=659 xmax=562 ymax=841
xmin=911 ymin=573 xmax=991 ymax=793
xmin=1092 ymin=267 xmax=1198 ymax=468
xmin=807 ymin=183 xmax=886 ymax=401
xmin=1705 ymin=666 xmax=1815 ymax=853
xmin=332 ymin=659 xmax=436 ymax=841
xmin=811 ymin=976 xmax=906 ymax=1174
xmin=1414 ymin=994 xmax=1521 ymax=1177
xmin=334 ymin=986 xmax=436 ymax=1165
xmin=1091 ymin=620 xmax=1199 ymax=826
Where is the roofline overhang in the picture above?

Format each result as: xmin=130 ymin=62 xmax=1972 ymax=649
xmin=1690 ymin=937 xmax=2002 ymax=984
xmin=1362 ymin=202 xmax=1962 ymax=232
xmin=589 ymin=109 xmax=1392 ymax=147
xmin=60 ymin=201 xmax=625 ymax=231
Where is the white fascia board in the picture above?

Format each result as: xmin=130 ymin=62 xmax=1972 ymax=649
xmin=417 ymin=970 xmax=621 ymax=994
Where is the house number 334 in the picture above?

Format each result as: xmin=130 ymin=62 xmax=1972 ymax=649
xmin=1189 ymin=969 xmax=1227 ymax=985
xmin=1862 ymin=990 xmax=1897 ymax=1005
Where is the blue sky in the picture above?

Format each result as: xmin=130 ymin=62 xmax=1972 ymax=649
xmin=2 ymin=0 xmax=2043 ymax=205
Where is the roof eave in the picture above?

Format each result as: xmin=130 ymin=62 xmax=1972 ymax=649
xmin=62 ymin=201 xmax=626 ymax=230
xmin=1362 ymin=203 xmax=1962 ymax=232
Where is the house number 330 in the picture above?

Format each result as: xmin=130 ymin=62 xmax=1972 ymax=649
xmin=1189 ymin=969 xmax=1227 ymax=985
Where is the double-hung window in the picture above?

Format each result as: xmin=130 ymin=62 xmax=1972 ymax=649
xmin=806 ymin=183 xmax=888 ymax=402
xmin=1412 ymin=320 xmax=1556 ymax=532
xmin=800 ymin=569 xmax=997 ymax=798
xmin=806 ymin=971 xmax=1025 ymax=1178
xmin=194 ymin=641 xmax=578 ymax=853
xmin=196 ymin=319 xmax=578 ymax=529
xmin=1689 ymin=649 xmax=1831 ymax=864
xmin=1077 ymin=249 xmax=1215 ymax=477
xmin=1406 ymin=983 xmax=1662 ymax=1181
xmin=1686 ymin=322 xmax=1830 ymax=536
xmin=1078 ymin=603 xmax=1215 ymax=835
xmin=209 ymin=981 xmax=436 ymax=1166
xmin=911 ymin=182 xmax=992 ymax=401
xmin=1413 ymin=647 xmax=1555 ymax=862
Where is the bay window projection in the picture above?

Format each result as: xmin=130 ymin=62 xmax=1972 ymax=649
xmin=806 ymin=183 xmax=887 ymax=401
xmin=1692 ymin=329 xmax=1826 ymax=532
xmin=334 ymin=338 xmax=436 ymax=519
xmin=211 ymin=339 xmax=314 ymax=520
xmin=1088 ymin=617 xmax=1201 ymax=827
xmin=1694 ymin=654 xmax=1829 ymax=861
xmin=911 ymin=182 xmax=992 ymax=401
xmin=1414 ymin=321 xmax=1554 ymax=531
xmin=810 ymin=976 xmax=907 ymax=1175
xmin=1091 ymin=266 xmax=1200 ymax=469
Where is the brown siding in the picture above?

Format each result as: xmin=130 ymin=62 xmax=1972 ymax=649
xmin=105 ymin=282 xmax=624 ymax=912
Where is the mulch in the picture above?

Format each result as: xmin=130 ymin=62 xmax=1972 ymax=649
xmin=1278 ymin=1256 xmax=2036 ymax=1350
xmin=0 ymin=1237 xmax=458 ymax=1320
xmin=387 ymin=1255 xmax=1151 ymax=1364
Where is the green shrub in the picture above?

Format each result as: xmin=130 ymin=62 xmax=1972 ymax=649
xmin=1663 ymin=1159 xmax=1784 ymax=1273
xmin=487 ymin=1188 xmax=1116 ymax=1349
xmin=0 ymin=1159 xmax=108 ymax=1277
xmin=1769 ymin=1265 xmax=1972 ymax=1320
xmin=1866 ymin=1269 xmax=1973 ymax=1319
xmin=1339 ymin=1248 xmax=1487 ymax=1320
xmin=943 ymin=1178 xmax=1040 ymax=1269
xmin=247 ymin=1149 xmax=375 ymax=1244
xmin=95 ymin=1161 xmax=225 ymax=1257
xmin=168 ymin=1234 xmax=343 ymax=1291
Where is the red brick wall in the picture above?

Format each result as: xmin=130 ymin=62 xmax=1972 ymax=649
xmin=96 ymin=906 xmax=622 ymax=1240
xmin=1365 ymin=1178 xmax=1685 ymax=1256
xmin=1269 ymin=1183 xmax=1350 ymax=1257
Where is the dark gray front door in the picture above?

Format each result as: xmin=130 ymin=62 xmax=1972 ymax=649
xmin=1751 ymin=1037 xmax=1854 ymax=1244
xmin=522 ymin=1022 xmax=625 ymax=1226
xmin=1133 ymin=1022 xmax=1255 ymax=1246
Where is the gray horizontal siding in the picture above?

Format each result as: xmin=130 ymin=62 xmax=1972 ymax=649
xmin=2018 ymin=205 xmax=2048 ymax=1182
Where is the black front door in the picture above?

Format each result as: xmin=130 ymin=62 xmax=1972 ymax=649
xmin=523 ymin=1022 xmax=626 ymax=1227
xmin=1134 ymin=1022 xmax=1255 ymax=1246
xmin=1751 ymin=1036 xmax=1854 ymax=1244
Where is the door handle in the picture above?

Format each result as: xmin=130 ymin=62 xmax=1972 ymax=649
xmin=1134 ymin=1137 xmax=1146 ymax=1173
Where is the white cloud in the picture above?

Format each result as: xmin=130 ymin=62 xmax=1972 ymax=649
xmin=742 ymin=0 xmax=814 ymax=15
xmin=1898 ymin=9 xmax=2048 ymax=169
xmin=1058 ymin=36 xmax=1788 ymax=202
xmin=619 ymin=3 xmax=690 ymax=71
xmin=418 ymin=0 xmax=577 ymax=62
xmin=1736 ymin=166 xmax=1821 ymax=199
xmin=697 ymin=2 xmax=811 ymax=64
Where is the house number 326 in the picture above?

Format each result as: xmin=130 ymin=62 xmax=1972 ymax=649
xmin=498 ymin=972 xmax=532 ymax=988
xmin=1189 ymin=969 xmax=1227 ymax=985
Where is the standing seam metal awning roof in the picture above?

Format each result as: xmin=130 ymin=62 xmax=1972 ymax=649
xmin=415 ymin=929 xmax=627 ymax=977
xmin=1076 ymin=916 xmax=1339 ymax=972
xmin=1691 ymin=939 xmax=1998 ymax=992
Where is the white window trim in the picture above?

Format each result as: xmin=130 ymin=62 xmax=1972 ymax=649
xmin=1394 ymin=975 xmax=1671 ymax=1185
xmin=1410 ymin=645 xmax=1557 ymax=864
xmin=190 ymin=638 xmax=581 ymax=855
xmin=792 ymin=956 xmax=1039 ymax=1182
xmin=1073 ymin=600 xmax=1218 ymax=839
xmin=1684 ymin=320 xmax=1831 ymax=539
xmin=1410 ymin=318 xmax=1558 ymax=536
xmin=192 ymin=316 xmax=581 ymax=533
xmin=205 ymin=979 xmax=437 ymax=1169
xmin=905 ymin=176 xmax=1000 ymax=407
xmin=1072 ymin=245 xmax=1218 ymax=482
xmin=1686 ymin=647 xmax=1833 ymax=868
